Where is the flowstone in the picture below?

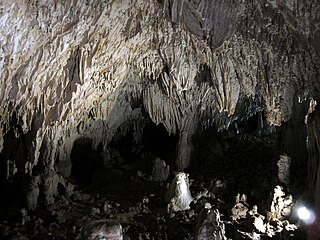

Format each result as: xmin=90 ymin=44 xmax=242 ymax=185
xmin=165 ymin=172 xmax=193 ymax=212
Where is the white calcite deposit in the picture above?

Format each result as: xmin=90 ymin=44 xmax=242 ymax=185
xmin=166 ymin=172 xmax=193 ymax=212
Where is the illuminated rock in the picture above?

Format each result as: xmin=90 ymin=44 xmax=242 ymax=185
xmin=82 ymin=219 xmax=123 ymax=240
xmin=196 ymin=208 xmax=226 ymax=240
xmin=277 ymin=155 xmax=291 ymax=185
xmin=166 ymin=172 xmax=193 ymax=212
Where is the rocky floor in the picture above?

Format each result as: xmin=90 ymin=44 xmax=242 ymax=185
xmin=0 ymin=131 xmax=315 ymax=240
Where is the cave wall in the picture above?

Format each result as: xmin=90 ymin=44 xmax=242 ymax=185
xmin=0 ymin=0 xmax=319 ymax=206
xmin=277 ymin=95 xmax=310 ymax=190
xmin=307 ymin=102 xmax=320 ymax=208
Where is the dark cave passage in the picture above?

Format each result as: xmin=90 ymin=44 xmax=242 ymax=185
xmin=141 ymin=122 xmax=178 ymax=165
xmin=70 ymin=137 xmax=102 ymax=184
xmin=108 ymin=121 xmax=178 ymax=174
xmin=69 ymin=112 xmax=306 ymax=210
xmin=191 ymin=113 xmax=279 ymax=203
xmin=0 ymin=116 xmax=36 ymax=207
xmin=68 ymin=120 xmax=179 ymax=204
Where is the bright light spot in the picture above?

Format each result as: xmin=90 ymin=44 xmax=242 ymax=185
xmin=297 ymin=206 xmax=316 ymax=224
xmin=298 ymin=207 xmax=310 ymax=220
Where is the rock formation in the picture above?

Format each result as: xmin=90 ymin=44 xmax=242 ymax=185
xmin=196 ymin=208 xmax=227 ymax=240
xmin=81 ymin=219 xmax=123 ymax=240
xmin=151 ymin=157 xmax=170 ymax=182
xmin=165 ymin=172 xmax=193 ymax=212
xmin=277 ymin=154 xmax=291 ymax=185
xmin=0 ymin=0 xmax=319 ymax=215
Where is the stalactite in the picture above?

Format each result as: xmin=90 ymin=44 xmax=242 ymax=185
xmin=0 ymin=0 xmax=319 ymax=206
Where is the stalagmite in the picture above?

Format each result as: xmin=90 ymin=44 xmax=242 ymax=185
xmin=43 ymin=169 xmax=64 ymax=205
xmin=151 ymin=158 xmax=170 ymax=182
xmin=26 ymin=176 xmax=41 ymax=211
xmin=165 ymin=172 xmax=193 ymax=212
xmin=268 ymin=186 xmax=292 ymax=220
xmin=277 ymin=155 xmax=291 ymax=186
xmin=231 ymin=193 xmax=249 ymax=221
xmin=0 ymin=0 xmax=319 ymax=238
xmin=196 ymin=208 xmax=227 ymax=240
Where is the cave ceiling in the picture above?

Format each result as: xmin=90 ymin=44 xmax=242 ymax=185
xmin=0 ymin=0 xmax=319 ymax=171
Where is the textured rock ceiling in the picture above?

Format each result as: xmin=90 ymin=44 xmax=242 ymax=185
xmin=0 ymin=0 xmax=319 ymax=176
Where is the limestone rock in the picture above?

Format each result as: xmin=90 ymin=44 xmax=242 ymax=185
xmin=277 ymin=155 xmax=291 ymax=185
xmin=231 ymin=202 xmax=248 ymax=221
xmin=245 ymin=206 xmax=266 ymax=233
xmin=268 ymin=186 xmax=293 ymax=220
xmin=26 ymin=176 xmax=41 ymax=210
xmin=165 ymin=172 xmax=193 ymax=212
xmin=151 ymin=158 xmax=170 ymax=182
xmin=306 ymin=106 xmax=320 ymax=208
xmin=82 ymin=219 xmax=123 ymax=240
xmin=231 ymin=193 xmax=249 ymax=221
xmin=12 ymin=234 xmax=29 ymax=240
xmin=43 ymin=169 xmax=64 ymax=205
xmin=0 ymin=0 xmax=319 ymax=210
xmin=196 ymin=209 xmax=227 ymax=240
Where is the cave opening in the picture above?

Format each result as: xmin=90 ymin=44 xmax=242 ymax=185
xmin=139 ymin=121 xmax=178 ymax=169
xmin=67 ymin=119 xmax=179 ymax=206
xmin=70 ymin=137 xmax=103 ymax=184
xmin=108 ymin=120 xmax=179 ymax=176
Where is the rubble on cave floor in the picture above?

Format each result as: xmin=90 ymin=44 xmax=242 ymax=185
xmin=0 ymin=132 xmax=312 ymax=240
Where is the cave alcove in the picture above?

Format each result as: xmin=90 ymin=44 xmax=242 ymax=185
xmin=108 ymin=120 xmax=178 ymax=175
xmin=70 ymin=137 xmax=103 ymax=184
xmin=0 ymin=114 xmax=39 ymax=208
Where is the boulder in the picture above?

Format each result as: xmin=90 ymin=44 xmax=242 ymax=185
xmin=196 ymin=209 xmax=227 ymax=240
xmin=82 ymin=219 xmax=123 ymax=240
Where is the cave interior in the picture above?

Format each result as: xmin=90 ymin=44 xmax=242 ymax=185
xmin=0 ymin=0 xmax=320 ymax=239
